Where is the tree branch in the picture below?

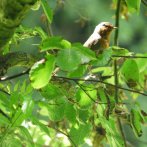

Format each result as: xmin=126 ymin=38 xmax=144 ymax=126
xmin=0 ymin=68 xmax=30 ymax=81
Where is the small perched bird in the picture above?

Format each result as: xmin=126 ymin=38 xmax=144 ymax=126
xmin=84 ymin=22 xmax=117 ymax=53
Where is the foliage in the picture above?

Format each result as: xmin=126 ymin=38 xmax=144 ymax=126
xmin=0 ymin=0 xmax=147 ymax=147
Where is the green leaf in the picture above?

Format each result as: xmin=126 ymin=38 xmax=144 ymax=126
xmin=0 ymin=114 xmax=10 ymax=125
xmin=56 ymin=48 xmax=81 ymax=71
xmin=135 ymin=53 xmax=147 ymax=72
xmin=41 ymin=0 xmax=53 ymax=23
xmin=130 ymin=109 xmax=142 ymax=137
xmin=120 ymin=59 xmax=139 ymax=87
xmin=72 ymin=43 xmax=96 ymax=61
xmin=126 ymin=0 xmax=141 ymax=13
xmin=78 ymin=109 xmax=90 ymax=123
xmin=65 ymin=103 xmax=76 ymax=123
xmin=40 ymin=36 xmax=71 ymax=51
xmin=91 ymin=48 xmax=112 ymax=66
xmin=35 ymin=27 xmax=48 ymax=40
xmin=41 ymin=83 xmax=64 ymax=100
xmin=29 ymin=55 xmax=55 ymax=89
xmin=11 ymin=108 xmax=25 ymax=127
xmin=68 ymin=65 xmax=87 ymax=78
xmin=69 ymin=124 xmax=92 ymax=145
xmin=111 ymin=46 xmax=130 ymax=56
xmin=76 ymin=85 xmax=97 ymax=108
xmin=9 ymin=92 xmax=20 ymax=109
xmin=47 ymin=97 xmax=66 ymax=121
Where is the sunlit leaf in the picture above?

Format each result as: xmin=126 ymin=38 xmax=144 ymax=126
xmin=29 ymin=55 xmax=55 ymax=89
xmin=40 ymin=36 xmax=71 ymax=51
xmin=76 ymin=85 xmax=97 ymax=108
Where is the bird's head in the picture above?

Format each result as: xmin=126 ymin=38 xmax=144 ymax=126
xmin=94 ymin=22 xmax=117 ymax=39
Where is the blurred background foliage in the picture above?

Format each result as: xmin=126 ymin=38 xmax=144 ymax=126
xmin=9 ymin=0 xmax=147 ymax=146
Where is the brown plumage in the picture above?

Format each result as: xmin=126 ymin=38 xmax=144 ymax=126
xmin=84 ymin=22 xmax=116 ymax=53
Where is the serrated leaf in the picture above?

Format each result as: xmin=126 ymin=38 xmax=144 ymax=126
xmin=69 ymin=124 xmax=91 ymax=145
xmin=40 ymin=36 xmax=71 ymax=51
xmin=56 ymin=48 xmax=81 ymax=71
xmin=29 ymin=55 xmax=55 ymax=89
xmin=41 ymin=0 xmax=53 ymax=23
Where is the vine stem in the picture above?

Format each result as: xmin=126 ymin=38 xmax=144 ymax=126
xmin=114 ymin=0 xmax=127 ymax=146
xmin=114 ymin=0 xmax=121 ymax=46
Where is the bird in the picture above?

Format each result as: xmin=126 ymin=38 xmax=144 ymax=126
xmin=84 ymin=22 xmax=117 ymax=54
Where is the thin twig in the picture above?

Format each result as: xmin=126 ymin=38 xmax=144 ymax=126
xmin=114 ymin=0 xmax=127 ymax=146
xmin=53 ymin=76 xmax=147 ymax=97
xmin=0 ymin=88 xmax=10 ymax=95
xmin=0 ymin=69 xmax=30 ymax=81
xmin=114 ymin=59 xmax=127 ymax=147
xmin=112 ymin=55 xmax=147 ymax=58
xmin=114 ymin=60 xmax=119 ymax=103
xmin=75 ymin=81 xmax=98 ymax=103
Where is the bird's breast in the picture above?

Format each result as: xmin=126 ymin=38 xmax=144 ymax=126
xmin=91 ymin=38 xmax=109 ymax=51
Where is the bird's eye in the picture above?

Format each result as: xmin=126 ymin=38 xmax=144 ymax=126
xmin=103 ymin=24 xmax=108 ymax=27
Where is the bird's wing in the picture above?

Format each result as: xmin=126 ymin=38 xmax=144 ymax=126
xmin=83 ymin=33 xmax=101 ymax=48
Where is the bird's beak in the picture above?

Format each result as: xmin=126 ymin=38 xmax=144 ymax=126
xmin=113 ymin=26 xmax=117 ymax=29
